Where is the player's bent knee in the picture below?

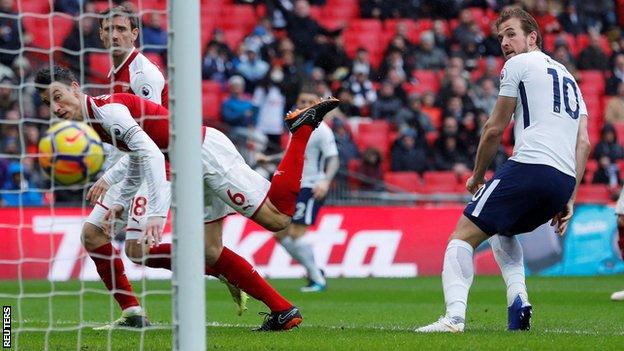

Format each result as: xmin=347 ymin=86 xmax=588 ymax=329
xmin=81 ymin=223 xmax=110 ymax=251
xmin=124 ymin=241 xmax=146 ymax=264
xmin=204 ymin=244 xmax=223 ymax=266
xmin=253 ymin=200 xmax=292 ymax=232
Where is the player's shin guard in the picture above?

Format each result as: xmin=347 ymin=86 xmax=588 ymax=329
xmin=442 ymin=239 xmax=474 ymax=320
xmin=266 ymin=126 xmax=314 ymax=216
xmin=211 ymin=247 xmax=292 ymax=312
xmin=90 ymin=243 xmax=139 ymax=311
xmin=489 ymin=235 xmax=529 ymax=306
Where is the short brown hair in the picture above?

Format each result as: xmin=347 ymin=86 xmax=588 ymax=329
xmin=495 ymin=8 xmax=542 ymax=49
xmin=99 ymin=4 xmax=139 ymax=30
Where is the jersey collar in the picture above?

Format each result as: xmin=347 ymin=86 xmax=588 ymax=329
xmin=109 ymin=49 xmax=139 ymax=77
xmin=83 ymin=95 xmax=94 ymax=123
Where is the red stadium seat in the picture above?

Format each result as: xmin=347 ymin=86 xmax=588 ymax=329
xmin=202 ymin=80 xmax=224 ymax=96
xmin=323 ymin=5 xmax=358 ymax=21
xmin=384 ymin=172 xmax=424 ymax=193
xmin=579 ymin=70 xmax=606 ymax=96
xmin=575 ymin=184 xmax=612 ymax=203
xmin=18 ymin=0 xmax=51 ymax=13
xmin=202 ymin=93 xmax=222 ymax=120
xmin=576 ymin=34 xmax=612 ymax=56
xmin=354 ymin=121 xmax=391 ymax=157
xmin=423 ymin=171 xmax=459 ymax=193
xmin=584 ymin=159 xmax=598 ymax=183
xmin=218 ymin=5 xmax=257 ymax=33
xmin=88 ymin=53 xmax=112 ymax=84
xmin=421 ymin=107 xmax=442 ymax=128
xmin=543 ymin=33 xmax=577 ymax=56
xmin=412 ymin=70 xmax=441 ymax=93
xmin=348 ymin=19 xmax=383 ymax=33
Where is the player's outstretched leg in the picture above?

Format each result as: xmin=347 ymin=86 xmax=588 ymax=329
xmin=489 ymin=235 xmax=532 ymax=330
xmin=124 ymin=240 xmax=248 ymax=315
xmin=264 ymin=97 xmax=339 ymax=218
xmin=81 ymin=223 xmax=149 ymax=330
xmin=204 ymin=220 xmax=302 ymax=331
xmin=416 ymin=216 xmax=489 ymax=333
xmin=611 ymin=215 xmax=624 ymax=301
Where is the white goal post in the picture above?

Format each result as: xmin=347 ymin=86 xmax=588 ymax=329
xmin=168 ymin=0 xmax=206 ymax=350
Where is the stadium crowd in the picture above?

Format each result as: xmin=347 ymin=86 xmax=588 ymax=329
xmin=1 ymin=0 xmax=624 ymax=206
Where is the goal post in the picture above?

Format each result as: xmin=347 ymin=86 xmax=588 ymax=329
xmin=168 ymin=0 xmax=206 ymax=350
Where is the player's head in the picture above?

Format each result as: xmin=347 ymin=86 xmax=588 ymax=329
xmin=35 ymin=66 xmax=83 ymax=121
xmin=99 ymin=4 xmax=139 ymax=57
xmin=295 ymin=85 xmax=319 ymax=110
xmin=495 ymin=8 xmax=542 ymax=60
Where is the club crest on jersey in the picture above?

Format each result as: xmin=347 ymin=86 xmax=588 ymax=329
xmin=140 ymin=84 xmax=154 ymax=99
xmin=500 ymin=68 xmax=506 ymax=81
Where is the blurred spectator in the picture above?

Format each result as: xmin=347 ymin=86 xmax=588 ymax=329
xmin=358 ymin=147 xmax=384 ymax=191
xmin=413 ymin=31 xmax=447 ymax=70
xmin=432 ymin=19 xmax=449 ymax=52
xmin=236 ymin=44 xmax=270 ymax=93
xmin=360 ymin=0 xmax=391 ymax=20
xmin=604 ymin=81 xmax=624 ymax=123
xmin=471 ymin=78 xmax=498 ymax=114
xmin=252 ymin=68 xmax=286 ymax=155
xmin=272 ymin=0 xmax=333 ymax=67
xmin=141 ymin=13 xmax=167 ymax=56
xmin=331 ymin=118 xmax=359 ymax=187
xmin=336 ymin=88 xmax=360 ymax=117
xmin=531 ymin=0 xmax=561 ymax=34
xmin=11 ymin=56 xmax=35 ymax=118
xmin=577 ymin=29 xmax=609 ymax=71
xmin=23 ymin=123 xmax=39 ymax=155
xmin=480 ymin=22 xmax=503 ymax=57
xmin=390 ymin=128 xmax=428 ymax=174
xmin=593 ymin=123 xmax=624 ymax=162
xmin=315 ymin=32 xmax=351 ymax=79
xmin=0 ymin=0 xmax=30 ymax=66
xmin=439 ymin=77 xmax=475 ymax=114
xmin=370 ymin=81 xmax=403 ymax=120
xmin=551 ymin=43 xmax=577 ymax=73
xmin=54 ymin=0 xmax=81 ymax=15
xmin=62 ymin=6 xmax=103 ymax=76
xmin=379 ymin=47 xmax=412 ymax=82
xmin=244 ymin=17 xmax=276 ymax=59
xmin=592 ymin=155 xmax=621 ymax=187
xmin=351 ymin=47 xmax=376 ymax=81
xmin=453 ymin=8 xmax=483 ymax=49
xmin=557 ymin=2 xmax=587 ymax=36
xmin=578 ymin=0 xmax=616 ymax=32
xmin=455 ymin=40 xmax=480 ymax=72
xmin=0 ymin=75 xmax=16 ymax=117
xmin=386 ymin=68 xmax=408 ymax=104
xmin=201 ymin=41 xmax=235 ymax=83
xmin=280 ymin=49 xmax=304 ymax=108
xmin=394 ymin=93 xmax=435 ymax=133
xmin=433 ymin=135 xmax=471 ymax=173
xmin=210 ymin=28 xmax=235 ymax=59
xmin=221 ymin=75 xmax=257 ymax=142
xmin=345 ymin=65 xmax=376 ymax=110
xmin=475 ymin=57 xmax=502 ymax=88
xmin=606 ymin=53 xmax=624 ymax=95
xmin=0 ymin=161 xmax=44 ymax=207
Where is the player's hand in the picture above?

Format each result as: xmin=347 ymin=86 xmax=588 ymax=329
xmin=313 ymin=179 xmax=330 ymax=200
xmin=102 ymin=204 xmax=124 ymax=235
xmin=551 ymin=202 xmax=574 ymax=236
xmin=86 ymin=177 xmax=110 ymax=206
xmin=466 ymin=175 xmax=485 ymax=195
xmin=140 ymin=216 xmax=165 ymax=248
xmin=255 ymin=153 xmax=269 ymax=163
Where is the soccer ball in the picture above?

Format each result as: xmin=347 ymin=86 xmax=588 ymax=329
xmin=38 ymin=121 xmax=105 ymax=185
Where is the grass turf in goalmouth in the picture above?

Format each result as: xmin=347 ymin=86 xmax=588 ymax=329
xmin=1 ymin=276 xmax=623 ymax=350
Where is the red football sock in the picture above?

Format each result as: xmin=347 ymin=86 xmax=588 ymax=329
xmin=144 ymin=243 xmax=219 ymax=276
xmin=267 ymin=125 xmax=314 ymax=216
xmin=90 ymin=243 xmax=139 ymax=311
xmin=211 ymin=247 xmax=292 ymax=312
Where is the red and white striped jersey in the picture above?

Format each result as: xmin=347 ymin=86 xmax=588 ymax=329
xmin=109 ymin=49 xmax=169 ymax=109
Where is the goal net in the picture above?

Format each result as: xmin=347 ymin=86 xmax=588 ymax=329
xmin=0 ymin=0 xmax=205 ymax=349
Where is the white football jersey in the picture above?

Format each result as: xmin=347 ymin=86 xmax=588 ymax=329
xmin=300 ymin=121 xmax=338 ymax=188
xmin=499 ymin=50 xmax=587 ymax=177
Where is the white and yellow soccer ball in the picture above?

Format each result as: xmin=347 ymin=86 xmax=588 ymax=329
xmin=38 ymin=121 xmax=105 ymax=185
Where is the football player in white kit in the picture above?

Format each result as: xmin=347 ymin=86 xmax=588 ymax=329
xmin=610 ymin=190 xmax=624 ymax=301
xmin=417 ymin=8 xmax=591 ymax=332
xmin=271 ymin=90 xmax=339 ymax=292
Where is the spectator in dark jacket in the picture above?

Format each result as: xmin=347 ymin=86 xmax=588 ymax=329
xmin=141 ymin=13 xmax=167 ymax=55
xmin=413 ymin=31 xmax=447 ymax=70
xmin=62 ymin=7 xmax=103 ymax=76
xmin=202 ymin=41 xmax=235 ymax=83
xmin=557 ymin=2 xmax=587 ymax=36
xmin=390 ymin=128 xmax=428 ymax=174
xmin=593 ymin=123 xmax=624 ymax=162
xmin=370 ymin=81 xmax=404 ymax=120
xmin=393 ymin=93 xmax=435 ymax=133
xmin=434 ymin=135 xmax=471 ymax=173
xmin=606 ymin=53 xmax=624 ymax=96
xmin=358 ymin=147 xmax=385 ymax=191
xmin=592 ymin=155 xmax=621 ymax=187
xmin=577 ymin=29 xmax=609 ymax=71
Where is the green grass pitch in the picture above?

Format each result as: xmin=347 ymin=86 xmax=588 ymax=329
xmin=1 ymin=276 xmax=623 ymax=350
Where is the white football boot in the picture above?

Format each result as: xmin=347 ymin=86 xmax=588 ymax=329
xmin=415 ymin=316 xmax=465 ymax=333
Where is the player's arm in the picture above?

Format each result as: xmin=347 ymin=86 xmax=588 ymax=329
xmin=467 ymin=97 xmax=515 ymax=193
xmin=130 ymin=68 xmax=165 ymax=105
xmin=86 ymin=150 xmax=129 ymax=205
xmin=313 ymin=130 xmax=340 ymax=199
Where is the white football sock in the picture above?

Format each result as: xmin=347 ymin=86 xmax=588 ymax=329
xmin=443 ymin=239 xmax=474 ymax=320
xmin=122 ymin=305 xmax=142 ymax=316
xmin=488 ymin=235 xmax=529 ymax=306
xmin=280 ymin=236 xmax=325 ymax=285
